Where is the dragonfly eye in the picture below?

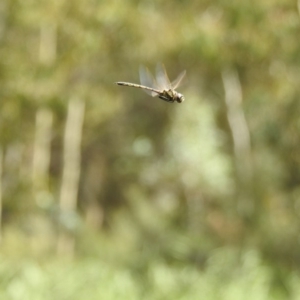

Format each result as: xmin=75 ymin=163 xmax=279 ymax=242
xmin=177 ymin=94 xmax=184 ymax=103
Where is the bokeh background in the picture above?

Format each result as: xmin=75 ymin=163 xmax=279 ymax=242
xmin=1 ymin=0 xmax=300 ymax=299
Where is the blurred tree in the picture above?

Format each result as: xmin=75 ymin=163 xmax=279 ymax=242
xmin=0 ymin=1 xmax=299 ymax=291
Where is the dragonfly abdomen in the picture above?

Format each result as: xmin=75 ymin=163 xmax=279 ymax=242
xmin=116 ymin=82 xmax=160 ymax=95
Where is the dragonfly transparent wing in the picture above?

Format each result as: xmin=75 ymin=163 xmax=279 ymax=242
xmin=171 ymin=70 xmax=186 ymax=89
xmin=139 ymin=66 xmax=158 ymax=97
xmin=155 ymin=64 xmax=171 ymax=90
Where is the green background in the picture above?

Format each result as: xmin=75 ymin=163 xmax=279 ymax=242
xmin=1 ymin=0 xmax=300 ymax=298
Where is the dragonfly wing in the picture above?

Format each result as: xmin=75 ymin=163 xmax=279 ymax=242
xmin=171 ymin=70 xmax=186 ymax=89
xmin=156 ymin=63 xmax=171 ymax=90
xmin=139 ymin=66 xmax=157 ymax=97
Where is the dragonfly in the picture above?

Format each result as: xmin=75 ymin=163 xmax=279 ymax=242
xmin=116 ymin=64 xmax=186 ymax=103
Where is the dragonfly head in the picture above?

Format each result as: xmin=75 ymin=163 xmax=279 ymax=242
xmin=176 ymin=92 xmax=185 ymax=103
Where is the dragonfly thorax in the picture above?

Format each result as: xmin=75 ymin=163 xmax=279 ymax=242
xmin=163 ymin=89 xmax=184 ymax=103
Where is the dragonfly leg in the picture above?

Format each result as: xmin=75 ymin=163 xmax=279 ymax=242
xmin=158 ymin=95 xmax=174 ymax=103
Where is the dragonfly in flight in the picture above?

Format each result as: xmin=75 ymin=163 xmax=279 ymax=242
xmin=116 ymin=64 xmax=186 ymax=103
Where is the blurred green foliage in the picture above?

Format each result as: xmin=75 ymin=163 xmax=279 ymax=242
xmin=1 ymin=249 xmax=300 ymax=300
xmin=1 ymin=0 xmax=300 ymax=297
